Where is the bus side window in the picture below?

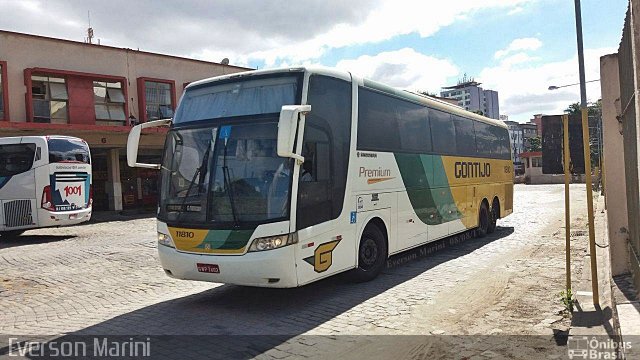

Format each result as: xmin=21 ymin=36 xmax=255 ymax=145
xmin=35 ymin=147 xmax=41 ymax=161
xmin=430 ymin=110 xmax=456 ymax=154
xmin=298 ymin=126 xmax=332 ymax=225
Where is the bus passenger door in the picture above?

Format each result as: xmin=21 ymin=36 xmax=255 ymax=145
xmin=294 ymin=136 xmax=354 ymax=285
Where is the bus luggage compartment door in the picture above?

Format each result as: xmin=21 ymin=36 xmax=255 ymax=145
xmin=1 ymin=199 xmax=36 ymax=230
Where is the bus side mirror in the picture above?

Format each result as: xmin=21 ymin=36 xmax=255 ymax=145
xmin=277 ymin=105 xmax=310 ymax=163
xmin=127 ymin=119 xmax=172 ymax=169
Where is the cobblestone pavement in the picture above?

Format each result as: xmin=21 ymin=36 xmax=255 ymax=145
xmin=0 ymin=185 xmax=593 ymax=359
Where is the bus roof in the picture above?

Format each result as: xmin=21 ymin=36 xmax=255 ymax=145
xmin=0 ymin=135 xmax=87 ymax=144
xmin=186 ymin=66 xmax=507 ymax=129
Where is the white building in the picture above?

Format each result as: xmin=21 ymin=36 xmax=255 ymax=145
xmin=504 ymin=120 xmax=525 ymax=174
xmin=440 ymin=76 xmax=500 ymax=119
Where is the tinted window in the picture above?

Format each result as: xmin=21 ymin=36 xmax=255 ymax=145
xmin=453 ymin=116 xmax=476 ymax=156
xmin=430 ymin=109 xmax=456 ymax=154
xmin=357 ymin=89 xmax=401 ymax=151
xmin=175 ymin=75 xmax=301 ymax=124
xmin=473 ymin=121 xmax=493 ymax=158
xmin=297 ymin=75 xmax=352 ymax=230
xmin=357 ymin=88 xmax=430 ymax=152
xmin=0 ymin=143 xmax=36 ymax=176
xmin=397 ymin=101 xmax=430 ymax=152
xmin=48 ymin=138 xmax=91 ymax=164
xmin=473 ymin=121 xmax=511 ymax=159
xmin=495 ymin=127 xmax=512 ymax=159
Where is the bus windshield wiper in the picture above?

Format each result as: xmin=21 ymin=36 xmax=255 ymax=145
xmin=221 ymin=140 xmax=239 ymax=227
xmin=176 ymin=138 xmax=212 ymax=221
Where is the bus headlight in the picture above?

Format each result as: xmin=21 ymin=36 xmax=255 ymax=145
xmin=158 ymin=232 xmax=175 ymax=248
xmin=248 ymin=233 xmax=297 ymax=252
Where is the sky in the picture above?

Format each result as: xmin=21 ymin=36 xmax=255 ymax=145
xmin=0 ymin=0 xmax=629 ymax=122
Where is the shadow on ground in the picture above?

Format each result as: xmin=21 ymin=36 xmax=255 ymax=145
xmin=18 ymin=227 xmax=518 ymax=359
xmin=0 ymin=234 xmax=75 ymax=249
xmin=84 ymin=210 xmax=155 ymax=225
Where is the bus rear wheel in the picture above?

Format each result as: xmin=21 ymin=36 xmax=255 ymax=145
xmin=0 ymin=230 xmax=25 ymax=239
xmin=351 ymin=223 xmax=387 ymax=282
xmin=477 ymin=202 xmax=490 ymax=238
xmin=487 ymin=202 xmax=499 ymax=234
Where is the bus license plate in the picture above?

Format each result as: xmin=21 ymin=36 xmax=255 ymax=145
xmin=196 ymin=263 xmax=220 ymax=273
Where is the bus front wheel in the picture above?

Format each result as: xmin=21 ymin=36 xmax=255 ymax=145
xmin=351 ymin=223 xmax=388 ymax=282
xmin=0 ymin=230 xmax=25 ymax=239
xmin=477 ymin=202 xmax=490 ymax=238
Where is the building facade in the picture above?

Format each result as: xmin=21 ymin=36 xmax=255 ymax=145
xmin=0 ymin=30 xmax=249 ymax=211
xmin=504 ymin=120 xmax=525 ymax=174
xmin=530 ymin=114 xmax=543 ymax=136
xmin=521 ymin=122 xmax=538 ymax=150
xmin=440 ymin=79 xmax=500 ymax=119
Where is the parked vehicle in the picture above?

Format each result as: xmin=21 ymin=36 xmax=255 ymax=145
xmin=127 ymin=67 xmax=513 ymax=287
xmin=0 ymin=135 xmax=92 ymax=238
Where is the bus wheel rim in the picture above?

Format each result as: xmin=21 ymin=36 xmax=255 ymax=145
xmin=360 ymin=238 xmax=378 ymax=268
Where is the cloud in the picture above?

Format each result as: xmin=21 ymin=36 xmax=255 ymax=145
xmin=335 ymin=48 xmax=459 ymax=92
xmin=500 ymin=52 xmax=541 ymax=67
xmin=507 ymin=7 xmax=525 ymax=15
xmin=494 ymin=37 xmax=543 ymax=59
xmin=479 ymin=47 xmax=615 ymax=122
xmin=0 ymin=0 xmax=535 ymax=66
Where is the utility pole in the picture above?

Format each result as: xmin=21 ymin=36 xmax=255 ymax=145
xmin=563 ymin=115 xmax=571 ymax=294
xmin=573 ymin=0 xmax=599 ymax=306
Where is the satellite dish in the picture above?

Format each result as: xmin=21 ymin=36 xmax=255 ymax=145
xmin=221 ymin=58 xmax=230 ymax=65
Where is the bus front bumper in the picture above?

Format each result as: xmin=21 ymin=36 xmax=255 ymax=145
xmin=38 ymin=207 xmax=92 ymax=227
xmin=158 ymin=244 xmax=299 ymax=288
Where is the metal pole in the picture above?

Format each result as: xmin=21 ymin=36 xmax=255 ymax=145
xmin=563 ymin=115 xmax=572 ymax=293
xmin=574 ymin=0 xmax=587 ymax=107
xmin=574 ymin=0 xmax=599 ymax=306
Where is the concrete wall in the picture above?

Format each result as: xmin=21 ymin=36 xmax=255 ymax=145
xmin=601 ymin=53 xmax=630 ymax=277
xmin=526 ymin=168 xmax=570 ymax=184
xmin=0 ymin=30 xmax=248 ymax=123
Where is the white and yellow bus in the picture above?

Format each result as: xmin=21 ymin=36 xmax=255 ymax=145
xmin=0 ymin=135 xmax=92 ymax=238
xmin=127 ymin=67 xmax=513 ymax=287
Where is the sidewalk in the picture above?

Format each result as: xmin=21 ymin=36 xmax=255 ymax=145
xmin=570 ymin=191 xmax=640 ymax=359
xmin=570 ymin=193 xmax=616 ymax=336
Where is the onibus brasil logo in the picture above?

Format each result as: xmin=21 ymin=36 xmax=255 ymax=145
xmin=567 ymin=336 xmax=631 ymax=359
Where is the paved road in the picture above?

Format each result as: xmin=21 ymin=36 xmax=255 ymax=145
xmin=0 ymin=185 xmax=591 ymax=359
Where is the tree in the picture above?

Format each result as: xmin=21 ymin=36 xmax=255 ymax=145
xmin=563 ymin=100 xmax=603 ymax=169
xmin=564 ymin=100 xmax=601 ymax=117
xmin=527 ymin=136 xmax=542 ymax=152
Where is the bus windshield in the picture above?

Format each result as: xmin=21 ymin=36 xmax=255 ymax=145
xmin=48 ymin=138 xmax=91 ymax=164
xmin=174 ymin=75 xmax=300 ymax=124
xmin=159 ymin=122 xmax=293 ymax=225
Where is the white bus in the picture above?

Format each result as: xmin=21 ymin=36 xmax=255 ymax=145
xmin=0 ymin=136 xmax=92 ymax=238
xmin=127 ymin=67 xmax=513 ymax=287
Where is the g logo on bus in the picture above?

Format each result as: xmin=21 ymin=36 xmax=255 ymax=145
xmin=303 ymin=240 xmax=341 ymax=273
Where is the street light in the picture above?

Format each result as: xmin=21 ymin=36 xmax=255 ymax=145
xmin=548 ymin=79 xmax=600 ymax=91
